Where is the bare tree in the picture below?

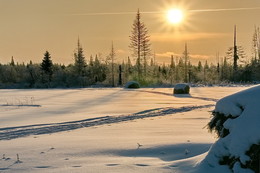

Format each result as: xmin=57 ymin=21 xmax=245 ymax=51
xmin=252 ymin=26 xmax=260 ymax=60
xmin=183 ymin=43 xmax=189 ymax=83
xmin=233 ymin=25 xmax=239 ymax=72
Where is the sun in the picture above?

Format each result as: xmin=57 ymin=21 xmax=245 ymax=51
xmin=167 ymin=9 xmax=184 ymax=24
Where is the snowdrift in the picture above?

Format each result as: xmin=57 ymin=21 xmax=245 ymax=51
xmin=198 ymin=85 xmax=260 ymax=173
xmin=174 ymin=83 xmax=190 ymax=94
xmin=125 ymin=81 xmax=140 ymax=89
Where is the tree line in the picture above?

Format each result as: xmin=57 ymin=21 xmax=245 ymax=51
xmin=1 ymin=10 xmax=260 ymax=88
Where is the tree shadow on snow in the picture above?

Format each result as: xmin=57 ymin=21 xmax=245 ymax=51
xmin=102 ymin=143 xmax=212 ymax=162
xmin=134 ymin=90 xmax=218 ymax=102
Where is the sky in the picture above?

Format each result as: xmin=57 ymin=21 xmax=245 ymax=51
xmin=1 ymin=0 xmax=260 ymax=65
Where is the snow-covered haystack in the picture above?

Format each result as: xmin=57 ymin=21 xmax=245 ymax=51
xmin=200 ymin=85 xmax=260 ymax=173
xmin=125 ymin=81 xmax=140 ymax=89
xmin=173 ymin=83 xmax=190 ymax=94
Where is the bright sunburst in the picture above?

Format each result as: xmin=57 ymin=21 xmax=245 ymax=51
xmin=167 ymin=9 xmax=184 ymax=24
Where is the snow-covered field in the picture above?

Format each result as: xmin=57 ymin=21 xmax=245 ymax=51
xmin=0 ymin=87 xmax=250 ymax=172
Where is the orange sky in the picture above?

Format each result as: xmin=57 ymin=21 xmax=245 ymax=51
xmin=1 ymin=0 xmax=260 ymax=65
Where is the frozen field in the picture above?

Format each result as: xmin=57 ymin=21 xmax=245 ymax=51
xmin=0 ymin=87 xmax=250 ymax=173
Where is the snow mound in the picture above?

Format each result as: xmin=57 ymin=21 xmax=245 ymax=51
xmin=197 ymin=85 xmax=260 ymax=173
xmin=125 ymin=81 xmax=140 ymax=89
xmin=174 ymin=83 xmax=190 ymax=94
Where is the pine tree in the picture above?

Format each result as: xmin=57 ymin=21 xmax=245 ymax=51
xmin=129 ymin=9 xmax=151 ymax=78
xmin=41 ymin=51 xmax=53 ymax=83
xmin=89 ymin=55 xmax=94 ymax=67
xmin=10 ymin=56 xmax=15 ymax=66
xmin=74 ymin=38 xmax=87 ymax=77
xmin=203 ymin=61 xmax=209 ymax=83
xmin=107 ymin=42 xmax=116 ymax=87
xmin=170 ymin=55 xmax=176 ymax=84
xmin=183 ymin=43 xmax=189 ymax=82
xmin=198 ymin=61 xmax=203 ymax=72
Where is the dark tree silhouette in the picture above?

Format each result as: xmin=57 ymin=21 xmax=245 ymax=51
xmin=41 ymin=51 xmax=53 ymax=83
xmin=233 ymin=25 xmax=239 ymax=72
xmin=107 ymin=42 xmax=116 ymax=87
xmin=10 ymin=56 xmax=15 ymax=66
xmin=183 ymin=43 xmax=189 ymax=82
xmin=74 ymin=38 xmax=87 ymax=77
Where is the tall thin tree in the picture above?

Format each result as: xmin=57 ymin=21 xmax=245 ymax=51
xmin=41 ymin=51 xmax=53 ymax=83
xmin=252 ymin=26 xmax=260 ymax=60
xmin=233 ymin=25 xmax=239 ymax=72
xmin=107 ymin=42 xmax=116 ymax=87
xmin=129 ymin=9 xmax=151 ymax=78
xmin=74 ymin=38 xmax=87 ymax=77
xmin=183 ymin=43 xmax=189 ymax=83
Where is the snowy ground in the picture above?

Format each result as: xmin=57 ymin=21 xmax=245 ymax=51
xmin=0 ymin=87 xmax=250 ymax=172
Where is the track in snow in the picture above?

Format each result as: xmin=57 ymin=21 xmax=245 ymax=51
xmin=0 ymin=104 xmax=214 ymax=141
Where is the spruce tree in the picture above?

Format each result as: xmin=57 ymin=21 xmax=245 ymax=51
xmin=170 ymin=55 xmax=175 ymax=84
xmin=74 ymin=38 xmax=87 ymax=77
xmin=198 ymin=61 xmax=202 ymax=72
xmin=129 ymin=9 xmax=151 ymax=78
xmin=41 ymin=51 xmax=53 ymax=83
xmin=10 ymin=56 xmax=15 ymax=66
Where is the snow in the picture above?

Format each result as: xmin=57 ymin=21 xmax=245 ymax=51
xmin=0 ymin=87 xmax=252 ymax=172
xmin=196 ymin=85 xmax=260 ymax=173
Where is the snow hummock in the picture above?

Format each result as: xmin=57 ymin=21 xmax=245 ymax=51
xmin=174 ymin=83 xmax=189 ymax=90
xmin=174 ymin=83 xmax=190 ymax=94
xmin=196 ymin=85 xmax=260 ymax=173
xmin=125 ymin=81 xmax=140 ymax=88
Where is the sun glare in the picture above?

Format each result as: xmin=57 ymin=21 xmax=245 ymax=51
xmin=167 ymin=9 xmax=184 ymax=24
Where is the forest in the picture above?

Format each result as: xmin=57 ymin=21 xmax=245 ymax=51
xmin=1 ymin=11 xmax=260 ymax=89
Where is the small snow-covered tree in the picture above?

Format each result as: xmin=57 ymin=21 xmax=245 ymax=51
xmin=205 ymin=86 xmax=260 ymax=173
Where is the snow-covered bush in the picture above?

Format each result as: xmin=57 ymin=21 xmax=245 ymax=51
xmin=173 ymin=83 xmax=190 ymax=94
xmin=204 ymin=85 xmax=260 ymax=173
xmin=125 ymin=81 xmax=140 ymax=89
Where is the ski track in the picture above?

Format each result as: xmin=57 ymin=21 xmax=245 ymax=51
xmin=0 ymin=104 xmax=214 ymax=141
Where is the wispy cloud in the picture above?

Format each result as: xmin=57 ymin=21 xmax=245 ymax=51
xmin=156 ymin=51 xmax=214 ymax=61
xmin=116 ymin=49 xmax=126 ymax=54
xmin=67 ymin=7 xmax=260 ymax=16
xmin=190 ymin=7 xmax=260 ymax=13
xmin=151 ymin=32 xmax=228 ymax=42
xmin=156 ymin=51 xmax=181 ymax=58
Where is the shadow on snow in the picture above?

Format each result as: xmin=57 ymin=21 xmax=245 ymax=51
xmin=100 ymin=143 xmax=212 ymax=162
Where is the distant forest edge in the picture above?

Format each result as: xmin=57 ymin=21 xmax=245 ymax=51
xmin=1 ymin=11 xmax=260 ymax=89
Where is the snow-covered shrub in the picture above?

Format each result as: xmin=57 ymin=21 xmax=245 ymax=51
xmin=173 ymin=83 xmax=190 ymax=94
xmin=125 ymin=81 xmax=140 ymax=89
xmin=204 ymin=85 xmax=260 ymax=173
xmin=208 ymin=112 xmax=236 ymax=138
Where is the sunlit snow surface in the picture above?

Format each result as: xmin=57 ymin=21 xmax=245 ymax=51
xmin=0 ymin=87 xmax=251 ymax=173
